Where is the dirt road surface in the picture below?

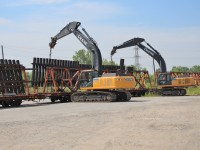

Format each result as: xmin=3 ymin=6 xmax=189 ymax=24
xmin=0 ymin=96 xmax=200 ymax=150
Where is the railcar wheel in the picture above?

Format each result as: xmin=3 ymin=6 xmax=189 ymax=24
xmin=2 ymin=101 xmax=9 ymax=107
xmin=10 ymin=100 xmax=22 ymax=107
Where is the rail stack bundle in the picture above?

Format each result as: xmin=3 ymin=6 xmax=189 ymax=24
xmin=0 ymin=59 xmax=27 ymax=107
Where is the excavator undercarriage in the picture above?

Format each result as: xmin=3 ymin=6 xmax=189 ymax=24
xmin=71 ymin=90 xmax=131 ymax=102
xmin=157 ymin=88 xmax=187 ymax=96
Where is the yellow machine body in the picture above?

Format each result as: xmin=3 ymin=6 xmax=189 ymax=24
xmin=80 ymin=76 xmax=135 ymax=91
xmin=158 ymin=73 xmax=196 ymax=88
xmin=159 ymin=76 xmax=196 ymax=88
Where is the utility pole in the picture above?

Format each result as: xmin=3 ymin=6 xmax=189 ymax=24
xmin=134 ymin=46 xmax=140 ymax=70
xmin=153 ymin=58 xmax=156 ymax=74
xmin=1 ymin=45 xmax=4 ymax=60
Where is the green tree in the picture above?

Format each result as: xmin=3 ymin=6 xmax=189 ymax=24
xmin=72 ymin=49 xmax=92 ymax=64
xmin=126 ymin=65 xmax=137 ymax=71
xmin=127 ymin=65 xmax=146 ymax=71
xmin=140 ymin=67 xmax=147 ymax=71
xmin=171 ymin=66 xmax=190 ymax=72
xmin=102 ymin=58 xmax=117 ymax=65
xmin=190 ymin=65 xmax=200 ymax=72
xmin=72 ymin=49 xmax=116 ymax=65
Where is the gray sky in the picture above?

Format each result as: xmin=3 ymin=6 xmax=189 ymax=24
xmin=0 ymin=0 xmax=200 ymax=73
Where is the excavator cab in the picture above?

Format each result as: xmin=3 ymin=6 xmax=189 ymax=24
xmin=78 ymin=70 xmax=98 ymax=88
xmin=157 ymin=73 xmax=172 ymax=85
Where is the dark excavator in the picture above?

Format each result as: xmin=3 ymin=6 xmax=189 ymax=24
xmin=49 ymin=21 xmax=136 ymax=102
xmin=111 ymin=38 xmax=196 ymax=96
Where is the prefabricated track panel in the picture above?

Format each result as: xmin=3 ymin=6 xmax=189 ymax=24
xmin=31 ymin=58 xmax=80 ymax=87
xmin=31 ymin=57 xmax=124 ymax=87
xmin=0 ymin=59 xmax=25 ymax=95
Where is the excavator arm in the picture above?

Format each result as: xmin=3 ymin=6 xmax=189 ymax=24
xmin=49 ymin=21 xmax=102 ymax=75
xmin=49 ymin=22 xmax=81 ymax=48
xmin=111 ymin=38 xmax=167 ymax=73
xmin=111 ymin=38 xmax=145 ymax=55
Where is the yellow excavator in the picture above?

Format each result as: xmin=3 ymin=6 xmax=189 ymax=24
xmin=49 ymin=21 xmax=135 ymax=102
xmin=111 ymin=38 xmax=196 ymax=96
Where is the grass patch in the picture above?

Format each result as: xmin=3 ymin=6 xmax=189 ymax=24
xmin=144 ymin=91 xmax=159 ymax=97
xmin=187 ymin=86 xmax=200 ymax=96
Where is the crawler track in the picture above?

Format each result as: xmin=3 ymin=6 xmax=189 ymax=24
xmin=71 ymin=91 xmax=132 ymax=102
xmin=159 ymin=88 xmax=187 ymax=96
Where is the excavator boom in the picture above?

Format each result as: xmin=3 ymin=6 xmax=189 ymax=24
xmin=49 ymin=21 xmax=102 ymax=75
xmin=111 ymin=38 xmax=144 ymax=55
xmin=111 ymin=37 xmax=167 ymax=73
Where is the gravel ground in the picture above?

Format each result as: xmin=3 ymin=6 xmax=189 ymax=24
xmin=0 ymin=96 xmax=200 ymax=150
